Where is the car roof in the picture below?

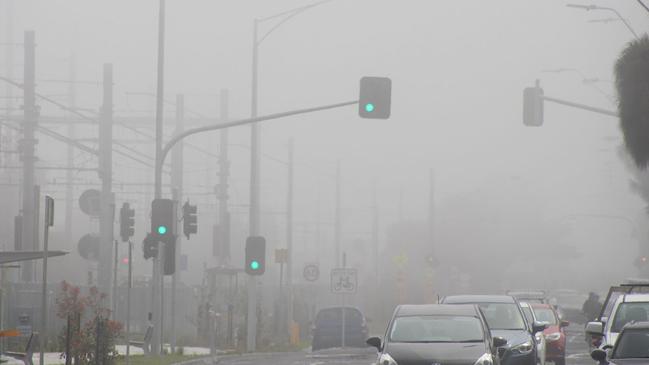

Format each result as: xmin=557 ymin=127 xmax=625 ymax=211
xmin=530 ymin=303 xmax=553 ymax=309
xmin=443 ymin=295 xmax=517 ymax=304
xmin=621 ymin=294 xmax=649 ymax=303
xmin=395 ymin=304 xmax=480 ymax=317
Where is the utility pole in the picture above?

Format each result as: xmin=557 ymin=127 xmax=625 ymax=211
xmin=428 ymin=169 xmax=434 ymax=255
xmin=334 ymin=161 xmax=341 ymax=267
xmin=247 ymin=18 xmax=260 ymax=353
xmin=98 ymin=63 xmax=114 ymax=306
xmin=170 ymin=94 xmax=184 ymax=353
xmin=152 ymin=0 xmax=166 ymax=355
xmin=21 ymin=30 xmax=36 ymax=283
xmin=65 ymin=52 xmax=77 ymax=251
xmin=218 ymin=89 xmax=230 ymax=266
xmin=371 ymin=181 xmax=379 ymax=318
xmin=286 ymin=138 xmax=294 ymax=341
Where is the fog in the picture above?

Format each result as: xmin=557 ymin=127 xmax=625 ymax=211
xmin=2 ymin=0 xmax=647 ymax=341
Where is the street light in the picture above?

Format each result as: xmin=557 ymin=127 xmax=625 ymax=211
xmin=541 ymin=68 xmax=615 ymax=105
xmin=566 ymin=3 xmax=639 ymax=39
xmin=248 ymin=0 xmax=333 ymax=353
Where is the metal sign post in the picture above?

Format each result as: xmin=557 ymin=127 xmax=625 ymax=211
xmin=330 ymin=265 xmax=356 ymax=349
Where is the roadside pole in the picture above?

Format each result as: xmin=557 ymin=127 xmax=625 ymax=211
xmin=341 ymin=253 xmax=346 ymax=349
xmin=21 ymin=30 xmax=36 ymax=283
xmin=152 ymin=0 xmax=166 ymax=355
xmin=170 ymin=94 xmax=184 ymax=353
xmin=40 ymin=196 xmax=54 ymax=365
xmin=286 ymin=139 xmax=294 ymax=342
xmin=126 ymin=240 xmax=132 ymax=365
xmin=113 ymin=240 xmax=118 ymax=315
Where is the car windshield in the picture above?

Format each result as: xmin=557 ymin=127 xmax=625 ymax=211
xmin=611 ymin=303 xmax=649 ymax=333
xmin=532 ymin=308 xmax=557 ymax=325
xmin=613 ymin=330 xmax=649 ymax=359
xmin=389 ymin=315 xmax=484 ymax=343
xmin=478 ymin=303 xmax=527 ymax=330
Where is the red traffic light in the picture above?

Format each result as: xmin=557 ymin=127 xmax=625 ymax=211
xmin=121 ymin=257 xmax=129 ymax=265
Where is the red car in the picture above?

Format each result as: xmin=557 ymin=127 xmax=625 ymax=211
xmin=530 ymin=303 xmax=569 ymax=365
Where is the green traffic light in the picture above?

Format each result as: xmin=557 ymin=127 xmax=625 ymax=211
xmin=157 ymin=225 xmax=167 ymax=235
xmin=250 ymin=260 xmax=260 ymax=270
xmin=365 ymin=103 xmax=375 ymax=112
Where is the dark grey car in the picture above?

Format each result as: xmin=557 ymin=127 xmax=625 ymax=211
xmin=592 ymin=321 xmax=649 ymax=365
xmin=441 ymin=295 xmax=547 ymax=365
xmin=367 ymin=304 xmax=507 ymax=365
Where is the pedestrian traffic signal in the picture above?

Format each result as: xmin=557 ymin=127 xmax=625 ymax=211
xmin=245 ymin=236 xmax=266 ymax=276
xmin=182 ymin=201 xmax=198 ymax=239
xmin=142 ymin=233 xmax=159 ymax=259
xmin=523 ymin=82 xmax=544 ymax=126
xmin=119 ymin=202 xmax=135 ymax=242
xmin=359 ymin=76 xmax=392 ymax=119
xmin=151 ymin=199 xmax=178 ymax=275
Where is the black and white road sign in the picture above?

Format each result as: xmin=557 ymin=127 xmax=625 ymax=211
xmin=303 ymin=263 xmax=320 ymax=282
xmin=330 ymin=268 xmax=357 ymax=294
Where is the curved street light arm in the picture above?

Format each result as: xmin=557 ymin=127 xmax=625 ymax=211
xmin=256 ymin=0 xmax=333 ymax=46
xmin=155 ymin=100 xmax=358 ymax=196
xmin=600 ymin=7 xmax=639 ymax=39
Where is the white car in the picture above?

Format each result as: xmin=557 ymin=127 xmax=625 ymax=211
xmin=520 ymin=302 xmax=546 ymax=365
xmin=586 ymin=293 xmax=649 ymax=348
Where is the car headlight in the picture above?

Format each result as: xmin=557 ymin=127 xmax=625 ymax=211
xmin=379 ymin=353 xmax=398 ymax=365
xmin=545 ymin=333 xmax=561 ymax=342
xmin=511 ymin=340 xmax=534 ymax=354
xmin=474 ymin=353 xmax=494 ymax=365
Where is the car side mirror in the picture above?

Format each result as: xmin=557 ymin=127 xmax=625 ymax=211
xmin=560 ymin=320 xmax=570 ymax=328
xmin=493 ymin=336 xmax=508 ymax=348
xmin=366 ymin=337 xmax=382 ymax=351
xmin=591 ymin=349 xmax=608 ymax=364
xmin=532 ymin=321 xmax=548 ymax=334
xmin=586 ymin=321 xmax=604 ymax=336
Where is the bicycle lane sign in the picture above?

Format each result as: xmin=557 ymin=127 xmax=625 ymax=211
xmin=330 ymin=268 xmax=357 ymax=294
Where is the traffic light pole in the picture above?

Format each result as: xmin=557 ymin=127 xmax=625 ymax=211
xmin=152 ymin=0 xmax=166 ymax=356
xmin=541 ymin=95 xmax=618 ymax=117
xmin=153 ymin=100 xmax=358 ymax=200
xmin=99 ymin=63 xmax=114 ymax=312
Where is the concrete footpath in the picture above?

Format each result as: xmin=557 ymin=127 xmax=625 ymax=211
xmin=0 ymin=345 xmax=217 ymax=365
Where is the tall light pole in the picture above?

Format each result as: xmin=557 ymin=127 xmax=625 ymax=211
xmin=247 ymin=0 xmax=332 ymax=352
xmin=152 ymin=0 xmax=166 ymax=356
xmin=566 ymin=3 xmax=639 ymax=39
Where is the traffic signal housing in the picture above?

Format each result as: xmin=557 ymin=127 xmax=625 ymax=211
xmin=245 ymin=236 xmax=266 ymax=276
xmin=142 ymin=233 xmax=159 ymax=259
xmin=523 ymin=82 xmax=544 ymax=126
xmin=120 ymin=202 xmax=135 ymax=242
xmin=151 ymin=198 xmax=178 ymax=275
xmin=359 ymin=76 xmax=392 ymax=119
xmin=182 ymin=201 xmax=197 ymax=239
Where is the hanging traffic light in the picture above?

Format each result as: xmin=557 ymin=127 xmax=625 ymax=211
xmin=151 ymin=199 xmax=178 ymax=275
xmin=182 ymin=201 xmax=198 ymax=239
xmin=359 ymin=76 xmax=392 ymax=119
xmin=523 ymin=82 xmax=544 ymax=126
xmin=245 ymin=236 xmax=266 ymax=276
xmin=119 ymin=202 xmax=135 ymax=242
xmin=142 ymin=233 xmax=159 ymax=260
